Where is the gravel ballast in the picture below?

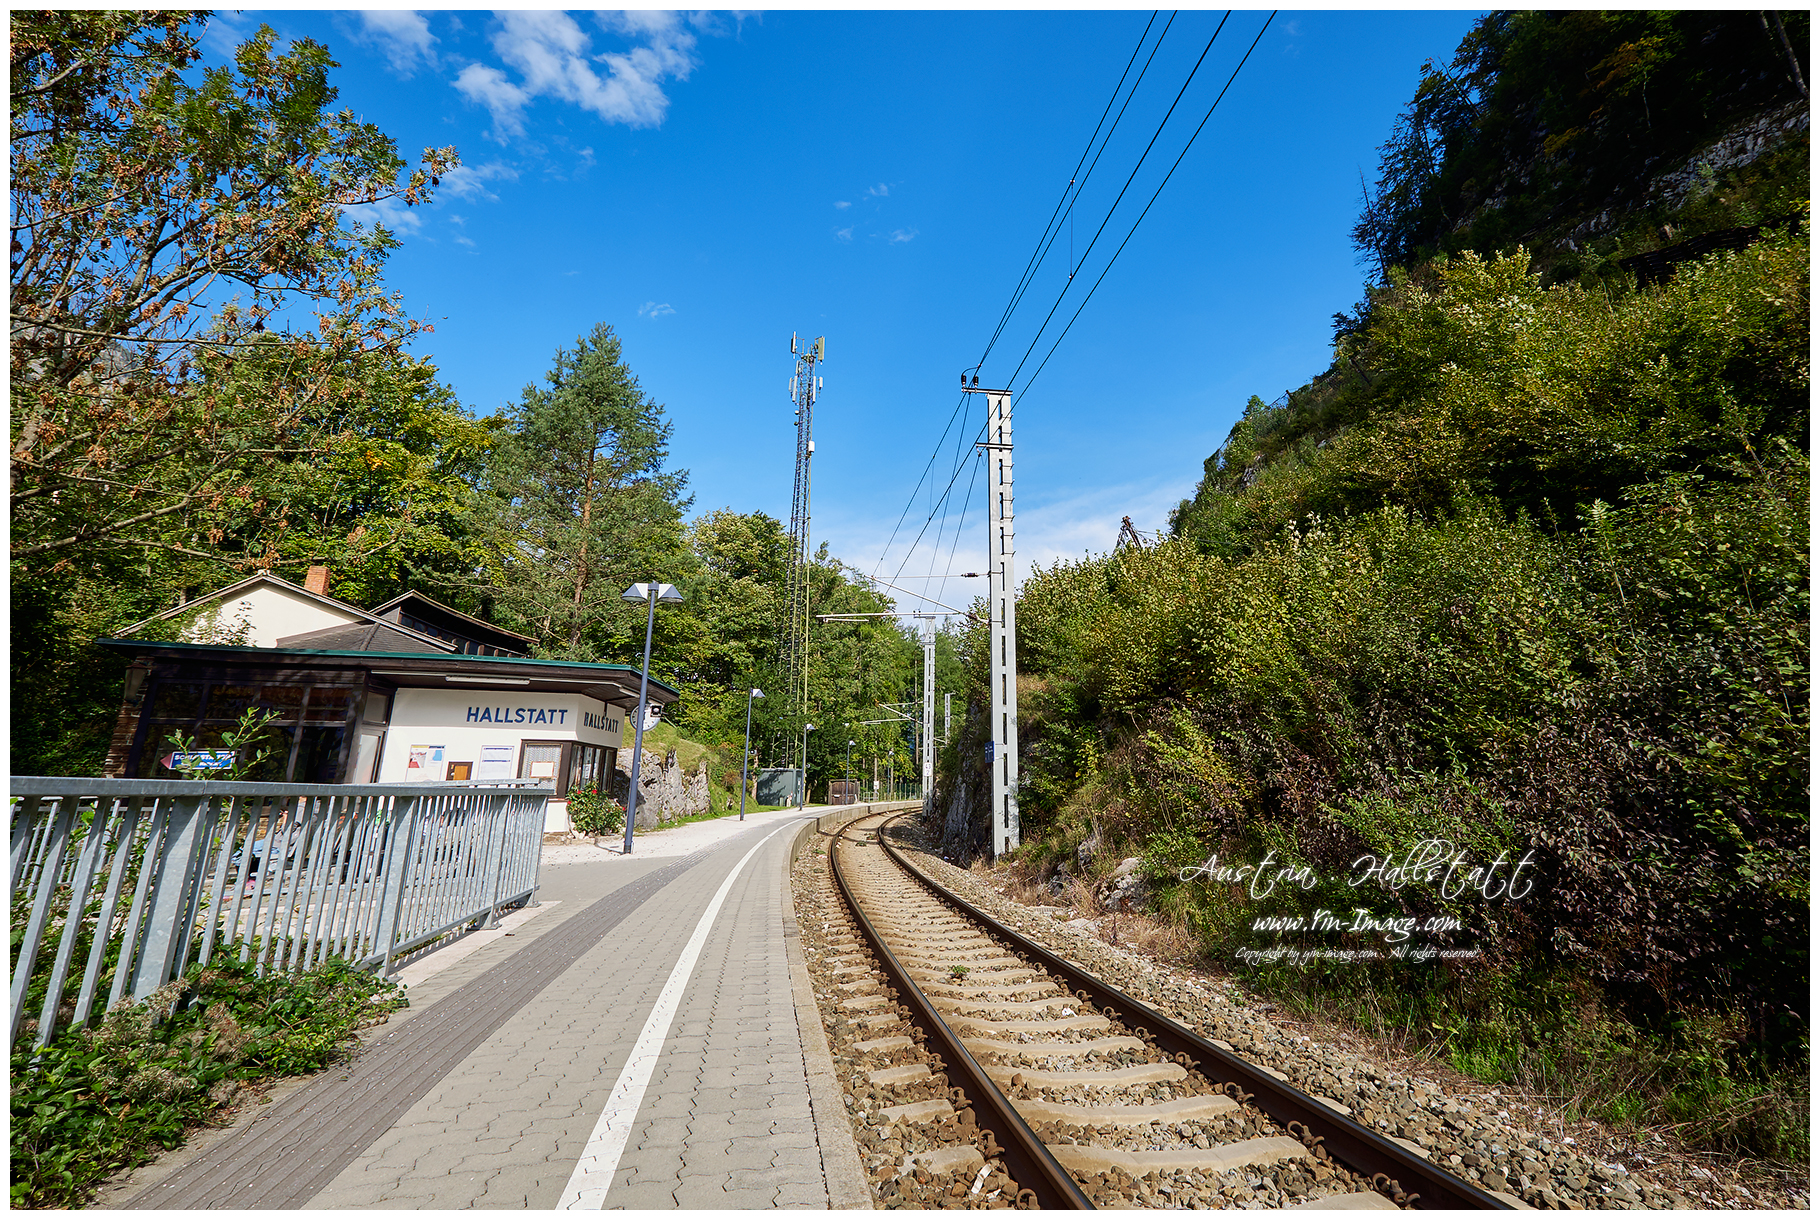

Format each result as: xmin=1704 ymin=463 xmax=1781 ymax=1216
xmin=890 ymin=834 xmax=1804 ymax=1212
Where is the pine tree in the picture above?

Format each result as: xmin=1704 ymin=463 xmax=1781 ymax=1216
xmin=475 ymin=323 xmax=693 ymax=659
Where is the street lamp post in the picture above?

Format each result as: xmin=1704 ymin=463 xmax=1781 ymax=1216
xmin=740 ymin=687 xmax=764 ymax=820
xmin=845 ymin=739 xmax=855 ymax=804
xmin=621 ymin=582 xmax=683 ymax=855
xmin=804 ymin=728 xmax=819 ymax=812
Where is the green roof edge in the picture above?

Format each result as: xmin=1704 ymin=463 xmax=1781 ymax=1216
xmin=93 ymin=637 xmax=683 ymax=702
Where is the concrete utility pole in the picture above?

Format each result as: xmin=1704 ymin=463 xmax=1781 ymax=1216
xmin=921 ymin=616 xmax=936 ymax=807
xmin=968 ymin=386 xmax=1019 ymax=856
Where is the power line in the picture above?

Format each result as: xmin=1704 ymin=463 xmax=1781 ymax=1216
xmin=868 ymin=390 xmax=968 ymax=580
xmin=1013 ymin=12 xmax=1277 ymax=406
xmin=874 ymin=14 xmax=1162 ymax=586
xmin=875 ymin=12 xmax=1275 ymax=588
xmin=996 ymin=11 xmax=1233 ymax=392
xmin=934 ymin=448 xmax=984 ymax=610
xmin=881 ymin=11 xmax=1277 ymax=574
xmin=978 ymin=12 xmax=1168 ymax=367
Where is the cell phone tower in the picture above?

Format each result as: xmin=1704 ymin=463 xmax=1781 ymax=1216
xmin=777 ymin=333 xmax=824 ymax=762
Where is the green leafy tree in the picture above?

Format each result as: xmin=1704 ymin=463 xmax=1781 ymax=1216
xmin=1353 ymin=11 xmax=1809 ymax=278
xmin=10 ymin=11 xmax=457 ymax=570
xmin=9 ymin=11 xmax=459 ymax=775
xmin=469 ymin=323 xmax=693 ymax=660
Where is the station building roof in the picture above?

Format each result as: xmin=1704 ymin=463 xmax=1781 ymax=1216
xmin=95 ymin=638 xmax=682 ymax=707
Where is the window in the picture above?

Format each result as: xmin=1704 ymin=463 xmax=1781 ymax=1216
xmin=361 ymin=691 xmax=391 ymax=725
xmin=568 ymin=743 xmax=614 ymax=793
xmin=132 ymin=677 xmax=361 ymax=781
xmin=518 ymin=741 xmax=567 ymax=791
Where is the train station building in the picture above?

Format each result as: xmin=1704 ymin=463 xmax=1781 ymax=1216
xmin=97 ymin=567 xmax=677 ymax=831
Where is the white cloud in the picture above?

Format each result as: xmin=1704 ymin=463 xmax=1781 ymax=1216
xmin=638 ymin=301 xmax=676 ymax=318
xmin=356 ymin=11 xmax=437 ymax=76
xmin=834 ymin=200 xmax=851 ymax=210
xmin=834 ymin=225 xmax=854 ymax=243
xmin=866 ymin=183 xmax=889 ymax=197
xmin=200 ymin=12 xmax=250 ymax=59
xmin=889 ymin=228 xmax=918 ymax=244
xmin=454 ymin=63 xmax=532 ymax=138
xmin=440 ymin=161 xmax=520 ymax=202
xmin=455 ymin=10 xmax=699 ymax=142
xmin=454 ymin=234 xmax=477 ymax=248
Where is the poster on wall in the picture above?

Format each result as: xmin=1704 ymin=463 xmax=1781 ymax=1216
xmin=405 ymin=745 xmax=445 ymax=780
xmin=476 ymin=744 xmax=514 ymax=781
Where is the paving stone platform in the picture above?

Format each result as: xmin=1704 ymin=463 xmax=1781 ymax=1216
xmin=114 ymin=803 xmax=891 ymax=1210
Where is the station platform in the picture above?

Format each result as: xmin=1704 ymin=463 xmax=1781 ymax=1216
xmin=110 ymin=802 xmax=896 ymax=1210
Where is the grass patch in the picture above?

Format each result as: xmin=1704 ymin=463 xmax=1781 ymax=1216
xmin=634 ymin=721 xmax=712 ymax=774
xmin=11 ymin=948 xmax=406 ymax=1208
xmin=634 ymin=801 xmax=794 ymax=832
xmin=1226 ymin=952 xmax=1809 ymax=1167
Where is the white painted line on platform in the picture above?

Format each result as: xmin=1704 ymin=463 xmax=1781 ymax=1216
xmin=559 ymin=815 xmax=806 ymax=1209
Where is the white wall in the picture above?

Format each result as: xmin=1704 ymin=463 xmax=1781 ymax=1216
xmin=377 ymin=688 xmax=626 ymax=831
xmin=181 ymin=581 xmax=363 ymax=648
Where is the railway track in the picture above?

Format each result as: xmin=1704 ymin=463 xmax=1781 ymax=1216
xmin=805 ymin=811 xmax=1514 ymax=1210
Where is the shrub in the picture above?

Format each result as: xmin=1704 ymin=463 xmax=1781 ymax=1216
xmin=11 ymin=948 xmax=405 ymax=1208
xmin=566 ymin=785 xmax=624 ymax=837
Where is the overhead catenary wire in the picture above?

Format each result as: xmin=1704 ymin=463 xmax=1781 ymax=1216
xmin=996 ymin=11 xmax=1232 ymax=393
xmin=1012 ymin=12 xmax=1277 ymax=407
xmin=977 ymin=12 xmax=1169 ymax=367
xmin=868 ymin=390 xmax=969 ymax=580
xmin=875 ymin=12 xmax=1275 ymax=588
xmin=874 ymin=13 xmax=1162 ymax=587
xmin=934 ymin=447 xmax=984 ymax=610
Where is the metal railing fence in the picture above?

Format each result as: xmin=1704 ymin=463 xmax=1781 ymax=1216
xmin=10 ymin=777 xmax=551 ymax=1049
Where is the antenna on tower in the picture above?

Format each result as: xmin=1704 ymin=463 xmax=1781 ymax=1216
xmin=776 ymin=334 xmax=827 ymax=768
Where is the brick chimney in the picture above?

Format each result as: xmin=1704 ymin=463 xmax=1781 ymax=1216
xmin=303 ymin=565 xmax=330 ymax=596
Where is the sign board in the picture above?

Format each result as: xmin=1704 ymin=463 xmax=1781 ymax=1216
xmin=161 ymin=750 xmax=236 ymax=771
xmin=985 ymin=740 xmax=995 ymax=764
xmin=405 ymin=745 xmax=445 ymax=780
xmin=476 ymin=744 xmax=514 ymax=781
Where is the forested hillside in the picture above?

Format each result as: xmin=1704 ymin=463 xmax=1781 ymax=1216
xmin=940 ymin=10 xmax=1809 ymax=1163
xmin=10 ymin=11 xmax=935 ymax=792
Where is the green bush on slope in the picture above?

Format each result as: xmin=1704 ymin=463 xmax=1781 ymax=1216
xmin=999 ymin=230 xmax=1807 ymax=1162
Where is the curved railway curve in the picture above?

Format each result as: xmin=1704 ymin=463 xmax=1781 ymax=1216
xmin=805 ymin=810 xmax=1515 ymax=1210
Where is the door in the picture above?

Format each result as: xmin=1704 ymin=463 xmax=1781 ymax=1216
xmin=354 ymin=731 xmax=384 ymax=783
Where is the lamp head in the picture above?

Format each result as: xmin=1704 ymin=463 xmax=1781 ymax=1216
xmin=751 ymin=687 xmax=764 ymax=699
xmin=621 ymin=582 xmax=684 ymax=604
xmin=805 ymin=723 xmax=815 ymax=733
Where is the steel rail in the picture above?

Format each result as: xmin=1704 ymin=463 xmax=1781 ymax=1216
xmin=875 ymin=814 xmax=1513 ymax=1211
xmin=828 ymin=820 xmax=1094 ymax=1210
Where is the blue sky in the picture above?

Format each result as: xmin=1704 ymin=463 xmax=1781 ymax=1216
xmin=220 ymin=9 xmax=1484 ymax=610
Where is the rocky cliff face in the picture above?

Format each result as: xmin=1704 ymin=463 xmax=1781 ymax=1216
xmin=609 ymin=746 xmax=710 ymax=828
